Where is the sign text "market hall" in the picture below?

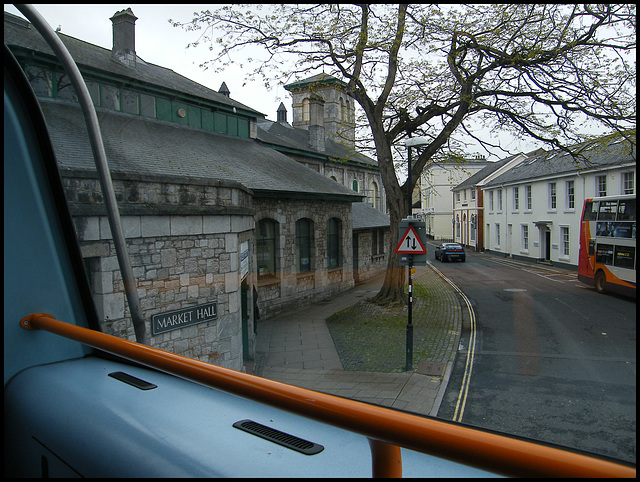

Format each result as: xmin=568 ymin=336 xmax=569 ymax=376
xmin=151 ymin=302 xmax=217 ymax=335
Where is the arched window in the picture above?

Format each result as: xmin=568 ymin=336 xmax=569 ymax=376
xmin=372 ymin=181 xmax=379 ymax=209
xmin=327 ymin=218 xmax=342 ymax=269
xmin=295 ymin=218 xmax=314 ymax=272
xmin=339 ymin=98 xmax=345 ymax=121
xmin=302 ymin=98 xmax=310 ymax=122
xmin=352 ymin=179 xmax=359 ymax=192
xmin=257 ymin=219 xmax=278 ymax=278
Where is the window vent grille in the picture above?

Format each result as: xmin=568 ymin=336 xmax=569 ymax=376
xmin=233 ymin=419 xmax=324 ymax=455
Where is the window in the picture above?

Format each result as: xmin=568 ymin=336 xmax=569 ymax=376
xmin=257 ymin=219 xmax=277 ymax=278
xmin=295 ymin=219 xmax=313 ymax=272
xmin=489 ymin=191 xmax=494 ymax=212
xmin=302 ymin=98 xmax=310 ymax=122
xmin=25 ymin=65 xmax=52 ymax=97
xmin=548 ymin=182 xmax=557 ymax=210
xmin=372 ymin=182 xmax=379 ymax=209
xmin=122 ymin=89 xmax=139 ymax=114
xmin=471 ymin=189 xmax=476 ymax=201
xmin=525 ymin=185 xmax=532 ymax=210
xmin=352 ymin=179 xmax=359 ymax=192
xmin=622 ymin=172 xmax=635 ymax=194
xmin=140 ymin=93 xmax=156 ymax=117
xmin=55 ymin=71 xmax=77 ymax=101
xmin=495 ymin=223 xmax=501 ymax=247
xmin=595 ymin=243 xmax=614 ymax=265
xmin=614 ymin=245 xmax=635 ymax=269
xmin=497 ymin=189 xmax=503 ymax=211
xmin=597 ymin=200 xmax=617 ymax=221
xmin=456 ymin=192 xmax=461 ymax=202
xmin=86 ymin=80 xmax=100 ymax=106
xmin=372 ymin=229 xmax=385 ymax=256
xmin=327 ymin=218 xmax=342 ymax=269
xmin=101 ymin=84 xmax=120 ymax=110
xmin=522 ymin=224 xmax=529 ymax=250
xmin=560 ymin=226 xmax=570 ymax=257
xmin=470 ymin=215 xmax=476 ymax=242
xmin=566 ymin=180 xmax=575 ymax=210
xmin=596 ymin=175 xmax=607 ymax=197
xmin=513 ymin=187 xmax=519 ymax=211
xmin=617 ymin=200 xmax=636 ymax=221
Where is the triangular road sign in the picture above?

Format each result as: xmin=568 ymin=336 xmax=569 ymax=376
xmin=394 ymin=225 xmax=427 ymax=254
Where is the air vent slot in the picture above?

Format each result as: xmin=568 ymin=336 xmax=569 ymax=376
xmin=233 ymin=419 xmax=324 ymax=455
xmin=108 ymin=371 xmax=157 ymax=390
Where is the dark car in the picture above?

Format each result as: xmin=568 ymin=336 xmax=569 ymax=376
xmin=435 ymin=243 xmax=466 ymax=262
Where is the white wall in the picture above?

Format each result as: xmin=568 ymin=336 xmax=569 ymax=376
xmin=482 ymin=166 xmax=636 ymax=266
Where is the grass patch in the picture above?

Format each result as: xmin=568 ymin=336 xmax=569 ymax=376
xmin=326 ymin=279 xmax=459 ymax=372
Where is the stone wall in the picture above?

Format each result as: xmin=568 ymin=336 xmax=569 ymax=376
xmin=253 ymin=197 xmax=355 ymax=319
xmin=64 ymin=172 xmax=255 ymax=372
xmin=353 ymin=229 xmax=390 ymax=283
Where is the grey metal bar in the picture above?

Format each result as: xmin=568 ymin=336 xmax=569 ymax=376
xmin=15 ymin=4 xmax=148 ymax=344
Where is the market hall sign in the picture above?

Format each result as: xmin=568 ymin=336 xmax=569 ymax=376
xmin=151 ymin=302 xmax=217 ymax=335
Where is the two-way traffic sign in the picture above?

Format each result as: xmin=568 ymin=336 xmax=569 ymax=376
xmin=394 ymin=225 xmax=427 ymax=254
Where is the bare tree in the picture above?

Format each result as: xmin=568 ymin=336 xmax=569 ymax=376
xmin=172 ymin=4 xmax=636 ymax=304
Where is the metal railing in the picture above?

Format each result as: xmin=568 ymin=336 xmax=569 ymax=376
xmin=20 ymin=313 xmax=635 ymax=478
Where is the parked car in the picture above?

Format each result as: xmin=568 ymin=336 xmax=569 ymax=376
xmin=435 ymin=243 xmax=466 ymax=262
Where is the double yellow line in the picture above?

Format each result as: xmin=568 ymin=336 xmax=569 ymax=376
xmin=428 ymin=262 xmax=477 ymax=423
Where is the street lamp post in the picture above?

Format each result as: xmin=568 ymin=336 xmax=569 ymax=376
xmin=403 ymin=136 xmax=430 ymax=371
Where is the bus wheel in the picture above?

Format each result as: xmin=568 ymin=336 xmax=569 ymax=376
xmin=594 ymin=271 xmax=606 ymax=294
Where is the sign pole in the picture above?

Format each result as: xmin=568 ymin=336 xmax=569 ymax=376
xmin=406 ymin=255 xmax=413 ymax=372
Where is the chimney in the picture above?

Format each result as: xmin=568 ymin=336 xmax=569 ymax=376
xmin=277 ymin=102 xmax=287 ymax=123
xmin=308 ymin=95 xmax=325 ymax=152
xmin=219 ymin=82 xmax=230 ymax=97
xmin=110 ymin=8 xmax=137 ymax=67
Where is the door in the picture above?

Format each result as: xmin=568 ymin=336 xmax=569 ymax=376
xmin=545 ymin=230 xmax=551 ymax=260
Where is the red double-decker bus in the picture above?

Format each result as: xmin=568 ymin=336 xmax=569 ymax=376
xmin=578 ymin=194 xmax=636 ymax=297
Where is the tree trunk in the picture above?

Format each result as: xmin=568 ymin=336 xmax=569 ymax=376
xmin=370 ymin=150 xmax=408 ymax=306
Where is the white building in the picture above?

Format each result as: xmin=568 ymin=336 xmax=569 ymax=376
xmin=481 ymin=133 xmax=636 ymax=267
xmin=418 ymin=155 xmax=493 ymax=240
xmin=452 ymin=152 xmax=537 ymax=251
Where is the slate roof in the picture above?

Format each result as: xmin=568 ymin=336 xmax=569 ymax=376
xmin=352 ymin=202 xmax=390 ymax=230
xmin=3 ymin=11 xmax=263 ymax=117
xmin=39 ymin=99 xmax=364 ymax=202
xmin=454 ymin=152 xmax=531 ymax=191
xmin=257 ymin=118 xmax=377 ymax=167
xmin=484 ymin=133 xmax=636 ymax=188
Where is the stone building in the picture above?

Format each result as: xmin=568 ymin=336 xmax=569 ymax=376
xmin=4 ymin=9 xmax=378 ymax=372
xmin=254 ymin=75 xmax=390 ymax=283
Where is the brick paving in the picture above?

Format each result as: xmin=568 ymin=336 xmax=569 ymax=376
xmin=254 ymin=264 xmax=462 ymax=417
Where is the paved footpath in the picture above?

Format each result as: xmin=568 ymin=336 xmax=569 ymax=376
xmin=253 ymin=266 xmax=461 ymax=417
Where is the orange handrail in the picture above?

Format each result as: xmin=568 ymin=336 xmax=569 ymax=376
xmin=21 ymin=313 xmax=635 ymax=478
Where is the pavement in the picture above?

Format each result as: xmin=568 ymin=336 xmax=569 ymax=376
xmin=252 ymin=264 xmax=463 ymax=417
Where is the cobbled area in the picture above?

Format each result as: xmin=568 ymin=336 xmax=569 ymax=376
xmin=326 ymin=267 xmax=461 ymax=373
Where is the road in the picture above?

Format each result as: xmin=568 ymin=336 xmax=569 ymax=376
xmin=430 ymin=246 xmax=636 ymax=464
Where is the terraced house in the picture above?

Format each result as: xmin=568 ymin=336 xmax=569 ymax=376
xmin=4 ymin=8 xmax=389 ymax=372
xmin=480 ymin=134 xmax=635 ymax=267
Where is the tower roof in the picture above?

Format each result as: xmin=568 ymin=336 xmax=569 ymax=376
xmin=284 ymin=73 xmax=348 ymax=92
